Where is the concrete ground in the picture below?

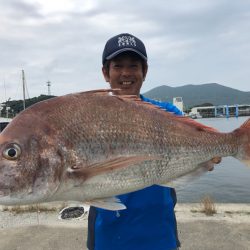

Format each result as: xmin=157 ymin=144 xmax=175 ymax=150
xmin=0 ymin=204 xmax=250 ymax=250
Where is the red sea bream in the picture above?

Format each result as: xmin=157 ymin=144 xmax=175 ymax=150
xmin=0 ymin=90 xmax=250 ymax=210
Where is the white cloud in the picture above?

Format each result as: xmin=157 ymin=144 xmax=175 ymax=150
xmin=0 ymin=0 xmax=250 ymax=103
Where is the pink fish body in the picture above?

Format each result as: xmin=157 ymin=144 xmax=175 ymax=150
xmin=0 ymin=90 xmax=250 ymax=210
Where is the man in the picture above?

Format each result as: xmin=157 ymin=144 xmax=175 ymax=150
xmin=87 ymin=33 xmax=181 ymax=250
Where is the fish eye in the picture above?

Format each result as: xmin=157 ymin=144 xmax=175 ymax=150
xmin=3 ymin=144 xmax=21 ymax=160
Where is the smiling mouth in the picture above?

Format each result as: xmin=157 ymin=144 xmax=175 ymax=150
xmin=120 ymin=81 xmax=133 ymax=86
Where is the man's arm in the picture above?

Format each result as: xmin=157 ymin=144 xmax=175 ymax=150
xmin=140 ymin=95 xmax=182 ymax=115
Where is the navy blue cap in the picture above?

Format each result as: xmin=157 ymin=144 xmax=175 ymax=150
xmin=102 ymin=33 xmax=147 ymax=65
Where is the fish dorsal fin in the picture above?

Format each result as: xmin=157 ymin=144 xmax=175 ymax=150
xmin=83 ymin=89 xmax=219 ymax=133
xmin=239 ymin=118 xmax=250 ymax=129
xmin=172 ymin=116 xmax=219 ymax=133
xmin=115 ymin=94 xmax=219 ymax=133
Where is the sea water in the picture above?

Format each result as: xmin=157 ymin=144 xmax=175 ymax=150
xmin=176 ymin=116 xmax=250 ymax=203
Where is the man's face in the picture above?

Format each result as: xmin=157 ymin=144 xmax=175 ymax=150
xmin=102 ymin=53 xmax=148 ymax=96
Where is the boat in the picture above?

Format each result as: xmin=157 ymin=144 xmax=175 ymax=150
xmin=188 ymin=112 xmax=202 ymax=119
xmin=0 ymin=70 xmax=27 ymax=133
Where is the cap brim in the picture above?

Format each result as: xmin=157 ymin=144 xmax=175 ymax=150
xmin=106 ymin=48 xmax=147 ymax=61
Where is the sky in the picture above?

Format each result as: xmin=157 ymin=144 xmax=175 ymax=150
xmin=0 ymin=0 xmax=250 ymax=103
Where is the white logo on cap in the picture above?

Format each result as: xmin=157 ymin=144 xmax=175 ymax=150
xmin=118 ymin=36 xmax=136 ymax=47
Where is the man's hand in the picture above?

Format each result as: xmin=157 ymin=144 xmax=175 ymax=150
xmin=208 ymin=157 xmax=222 ymax=171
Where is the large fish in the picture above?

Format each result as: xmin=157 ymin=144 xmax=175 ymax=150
xmin=0 ymin=90 xmax=249 ymax=210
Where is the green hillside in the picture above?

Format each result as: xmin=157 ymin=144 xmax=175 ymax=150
xmin=1 ymin=95 xmax=55 ymax=117
xmin=143 ymin=83 xmax=250 ymax=108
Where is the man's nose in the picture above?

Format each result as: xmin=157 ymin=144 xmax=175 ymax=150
xmin=121 ymin=67 xmax=132 ymax=76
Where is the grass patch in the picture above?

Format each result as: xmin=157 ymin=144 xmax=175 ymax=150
xmin=200 ymin=196 xmax=217 ymax=216
xmin=2 ymin=203 xmax=67 ymax=214
xmin=190 ymin=209 xmax=199 ymax=213
xmin=225 ymin=210 xmax=250 ymax=215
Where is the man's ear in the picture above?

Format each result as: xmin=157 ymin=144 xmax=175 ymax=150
xmin=143 ymin=63 xmax=148 ymax=81
xmin=102 ymin=67 xmax=110 ymax=82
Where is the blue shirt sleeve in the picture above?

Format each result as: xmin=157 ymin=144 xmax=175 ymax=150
xmin=140 ymin=94 xmax=183 ymax=116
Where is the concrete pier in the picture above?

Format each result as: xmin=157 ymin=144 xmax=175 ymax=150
xmin=0 ymin=203 xmax=250 ymax=250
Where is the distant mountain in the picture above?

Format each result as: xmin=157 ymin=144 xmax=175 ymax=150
xmin=143 ymin=83 xmax=250 ymax=108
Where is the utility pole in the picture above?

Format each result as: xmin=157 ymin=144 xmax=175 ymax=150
xmin=0 ymin=104 xmax=3 ymax=117
xmin=22 ymin=69 xmax=26 ymax=110
xmin=47 ymin=81 xmax=51 ymax=96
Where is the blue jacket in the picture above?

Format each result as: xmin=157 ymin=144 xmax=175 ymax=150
xmin=87 ymin=95 xmax=182 ymax=250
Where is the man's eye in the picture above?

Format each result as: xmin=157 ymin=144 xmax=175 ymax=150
xmin=131 ymin=64 xmax=138 ymax=68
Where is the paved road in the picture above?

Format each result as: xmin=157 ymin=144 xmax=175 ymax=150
xmin=1 ymin=204 xmax=250 ymax=250
xmin=0 ymin=221 xmax=250 ymax=250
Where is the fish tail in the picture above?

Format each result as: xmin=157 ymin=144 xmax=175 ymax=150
xmin=233 ymin=118 xmax=250 ymax=167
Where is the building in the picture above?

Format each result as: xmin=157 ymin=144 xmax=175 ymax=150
xmin=190 ymin=104 xmax=250 ymax=118
xmin=173 ymin=97 xmax=184 ymax=112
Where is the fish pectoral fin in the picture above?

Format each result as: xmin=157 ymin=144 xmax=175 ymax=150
xmin=85 ymin=197 xmax=126 ymax=211
xmin=157 ymin=183 xmax=175 ymax=188
xmin=68 ymin=155 xmax=161 ymax=179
